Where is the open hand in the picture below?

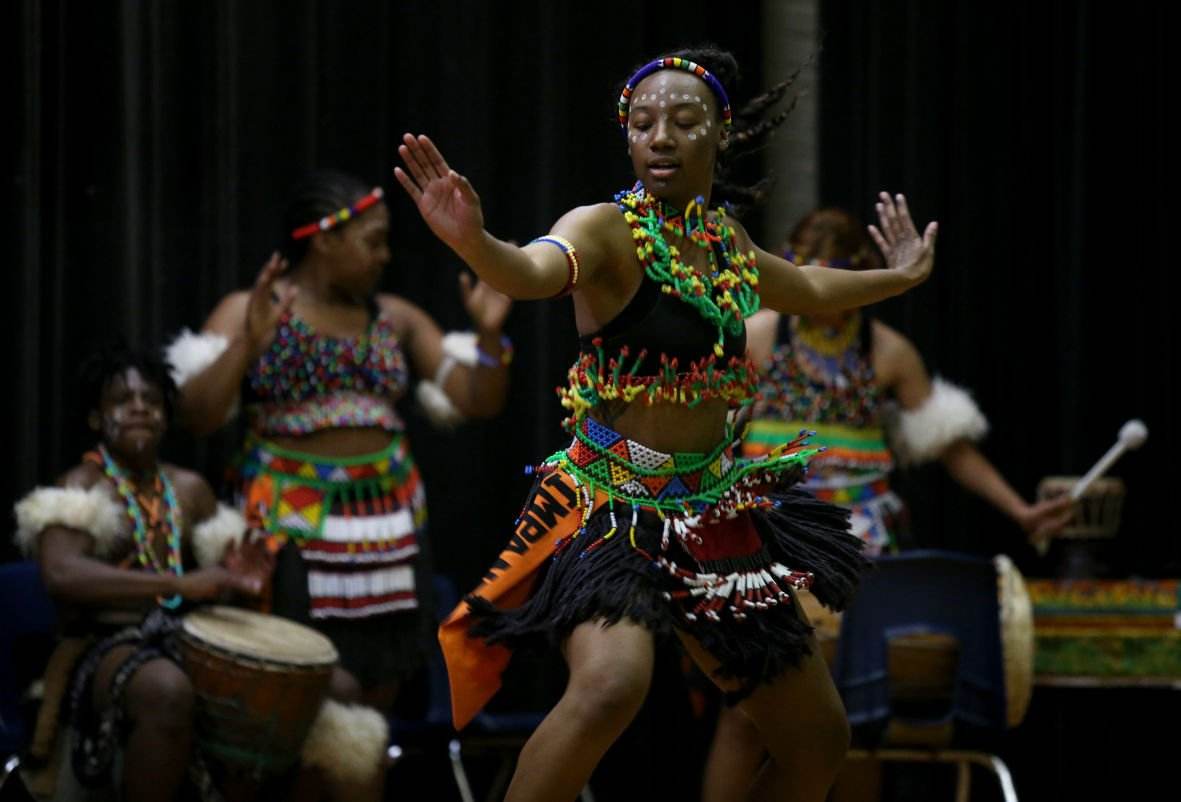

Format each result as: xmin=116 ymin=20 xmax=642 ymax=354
xmin=245 ymin=252 xmax=297 ymax=358
xmin=868 ymin=192 xmax=938 ymax=286
xmin=395 ymin=133 xmax=485 ymax=253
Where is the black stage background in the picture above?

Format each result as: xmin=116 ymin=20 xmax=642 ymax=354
xmin=7 ymin=2 xmax=1174 ymax=799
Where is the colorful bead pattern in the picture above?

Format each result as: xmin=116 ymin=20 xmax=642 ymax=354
xmin=754 ymin=314 xmax=882 ymax=429
xmin=531 ymin=236 xmax=581 ymax=298
xmin=617 ymin=182 xmax=760 ymax=358
xmin=94 ymin=445 xmax=184 ymax=609
xmin=291 ymin=187 xmax=385 ymax=240
xmin=247 ymin=392 xmax=404 ymax=437
xmin=557 ymin=338 xmax=760 ymax=431
xmin=246 ymin=310 xmax=409 ymax=434
xmin=618 ymin=57 xmax=733 ymax=132
xmin=531 ymin=420 xmax=822 ymax=621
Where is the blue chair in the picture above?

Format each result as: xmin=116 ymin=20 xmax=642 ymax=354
xmin=832 ymin=550 xmax=1020 ymax=802
xmin=0 ymin=561 xmax=57 ymax=793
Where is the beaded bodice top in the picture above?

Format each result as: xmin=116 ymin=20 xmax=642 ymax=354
xmin=244 ymin=307 xmax=409 ymax=435
xmin=745 ymin=313 xmax=894 ymax=479
xmin=558 ymin=184 xmax=762 ymax=429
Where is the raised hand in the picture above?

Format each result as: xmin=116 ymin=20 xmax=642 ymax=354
xmin=868 ymin=192 xmax=938 ymax=286
xmin=245 ymin=252 xmax=297 ymax=357
xmin=459 ymin=272 xmax=512 ymax=334
xmin=395 ymin=133 xmax=485 ymax=253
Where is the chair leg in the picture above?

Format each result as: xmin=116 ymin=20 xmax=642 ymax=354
xmin=985 ymin=754 xmax=1019 ymax=802
xmin=448 ymin=739 xmax=476 ymax=802
xmin=1 ymin=755 xmax=20 ymax=790
xmin=954 ymin=760 xmax=971 ymax=802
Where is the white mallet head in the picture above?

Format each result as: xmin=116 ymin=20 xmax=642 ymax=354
xmin=1119 ymin=419 xmax=1148 ymax=450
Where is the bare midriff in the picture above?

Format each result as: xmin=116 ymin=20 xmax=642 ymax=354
xmin=591 ymin=397 xmax=731 ymax=454
xmin=267 ymin=426 xmax=399 ymax=458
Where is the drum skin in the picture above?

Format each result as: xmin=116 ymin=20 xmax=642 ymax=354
xmin=179 ymin=606 xmax=339 ymax=775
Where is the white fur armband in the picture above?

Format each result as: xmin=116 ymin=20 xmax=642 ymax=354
xmin=192 ymin=503 xmax=247 ymax=568
xmin=301 ymin=699 xmax=389 ymax=787
xmin=165 ymin=328 xmax=228 ymax=387
xmin=888 ymin=377 xmax=990 ymax=466
xmin=14 ymin=486 xmax=125 ymax=558
xmin=415 ymin=331 xmax=479 ymax=430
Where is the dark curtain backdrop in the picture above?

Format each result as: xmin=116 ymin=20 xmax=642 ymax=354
xmin=6 ymin=1 xmax=773 ymax=590
xmin=819 ymin=1 xmax=1174 ymax=577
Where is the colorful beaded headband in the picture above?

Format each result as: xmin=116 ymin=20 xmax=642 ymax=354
xmin=784 ymin=247 xmax=867 ymax=269
xmin=617 ymin=57 xmax=733 ymax=132
xmin=291 ymin=187 xmax=385 ymax=240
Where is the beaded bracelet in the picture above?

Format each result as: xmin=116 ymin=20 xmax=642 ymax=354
xmin=476 ymin=335 xmax=514 ymax=368
xmin=531 ymin=235 xmax=580 ymax=298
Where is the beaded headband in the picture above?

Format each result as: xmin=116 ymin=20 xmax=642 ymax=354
xmin=291 ymin=187 xmax=385 ymax=240
xmin=617 ymin=57 xmax=733 ymax=132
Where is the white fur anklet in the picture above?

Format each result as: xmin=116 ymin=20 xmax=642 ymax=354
xmin=301 ymin=699 xmax=389 ymax=787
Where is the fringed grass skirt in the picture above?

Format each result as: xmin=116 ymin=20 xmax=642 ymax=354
xmin=440 ymin=418 xmax=867 ymax=728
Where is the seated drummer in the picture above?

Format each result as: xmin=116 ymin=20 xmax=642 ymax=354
xmin=14 ymin=345 xmax=267 ymax=801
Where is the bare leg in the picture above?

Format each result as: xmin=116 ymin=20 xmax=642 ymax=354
xmin=703 ymin=705 xmax=767 ymax=802
xmin=680 ymin=631 xmax=850 ymax=802
xmin=505 ymin=619 xmax=655 ymax=802
xmin=93 ymin=647 xmax=195 ymax=802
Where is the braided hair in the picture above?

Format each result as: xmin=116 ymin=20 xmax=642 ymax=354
xmin=279 ymin=169 xmax=376 ymax=265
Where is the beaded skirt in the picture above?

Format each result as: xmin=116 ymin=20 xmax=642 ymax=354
xmin=440 ymin=418 xmax=867 ymax=727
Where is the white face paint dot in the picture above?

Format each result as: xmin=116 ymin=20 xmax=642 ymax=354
xmin=706 ymin=119 xmax=712 ymax=127
xmin=703 ymin=104 xmax=709 ymax=112
xmin=688 ymin=133 xmax=697 ymax=141
xmin=682 ymin=94 xmax=690 ymax=100
xmin=659 ymin=101 xmax=666 ymax=107
xmin=699 ymin=128 xmax=707 ymax=136
xmin=694 ymin=95 xmax=701 ymax=102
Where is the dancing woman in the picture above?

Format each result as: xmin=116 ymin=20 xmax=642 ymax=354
xmin=396 ymin=48 xmax=936 ymax=801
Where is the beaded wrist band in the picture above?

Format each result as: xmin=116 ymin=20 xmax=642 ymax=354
xmin=532 ymin=235 xmax=581 ymax=299
xmin=476 ymin=335 xmax=514 ymax=368
xmin=291 ymin=187 xmax=385 ymax=240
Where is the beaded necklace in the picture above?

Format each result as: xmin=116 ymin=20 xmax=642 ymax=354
xmin=98 ymin=444 xmax=184 ymax=609
xmin=615 ymin=182 xmax=760 ymax=358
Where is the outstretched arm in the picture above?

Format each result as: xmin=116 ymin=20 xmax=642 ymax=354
xmin=877 ymin=322 xmax=1073 ymax=544
xmin=395 ymin=133 xmax=611 ymax=300
xmin=755 ymin=193 xmax=938 ymax=314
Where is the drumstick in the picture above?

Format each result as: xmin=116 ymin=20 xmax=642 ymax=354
xmin=1071 ymin=419 xmax=1148 ymax=501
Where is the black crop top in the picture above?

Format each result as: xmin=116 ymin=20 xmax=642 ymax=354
xmin=578 ymin=269 xmax=748 ymax=374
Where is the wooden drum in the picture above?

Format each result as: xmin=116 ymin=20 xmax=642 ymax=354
xmin=1038 ymin=476 xmax=1126 ymax=539
xmin=179 ymin=606 xmax=339 ymax=776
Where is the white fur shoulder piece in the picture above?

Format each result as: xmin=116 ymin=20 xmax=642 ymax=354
xmin=301 ymin=699 xmax=389 ymax=786
xmin=192 ymin=503 xmax=247 ymax=568
xmin=165 ymin=328 xmax=229 ymax=388
xmin=416 ymin=331 xmax=480 ymax=430
xmin=888 ymin=377 xmax=990 ymax=466
xmin=14 ymin=485 xmax=125 ymax=558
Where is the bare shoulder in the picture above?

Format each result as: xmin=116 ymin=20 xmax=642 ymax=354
xmin=203 ymin=290 xmax=252 ymax=336
xmin=162 ymin=464 xmax=217 ymax=523
xmin=57 ymin=461 xmax=106 ymax=492
xmin=375 ymin=293 xmax=433 ymax=339
xmin=552 ymin=203 xmax=631 ymax=249
xmin=871 ymin=319 xmax=925 ymax=386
